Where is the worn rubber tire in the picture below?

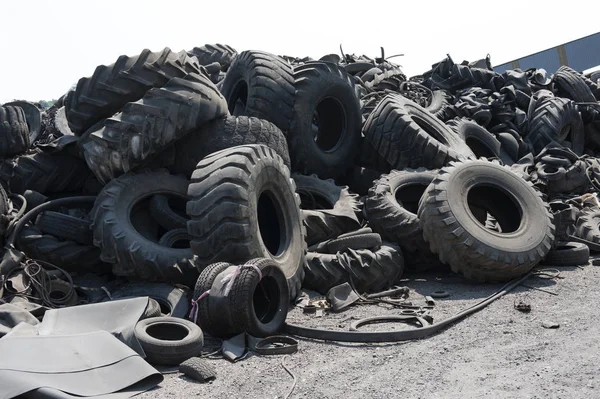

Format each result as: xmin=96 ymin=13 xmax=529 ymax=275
xmin=418 ymin=160 xmax=555 ymax=283
xmin=192 ymin=262 xmax=234 ymax=336
xmin=326 ymin=233 xmax=382 ymax=253
xmin=303 ymin=243 xmax=405 ymax=294
xmin=425 ymin=90 xmax=452 ymax=120
xmin=188 ymin=44 xmax=237 ymax=71
xmin=135 ymin=316 xmax=203 ymax=365
xmin=158 ymin=228 xmax=192 ymax=247
xmin=574 ymin=207 xmax=600 ymax=245
xmin=229 ymin=258 xmax=289 ymax=337
xmin=289 ymin=61 xmax=361 ymax=178
xmin=65 ymin=48 xmax=203 ymax=135
xmin=363 ymin=94 xmax=474 ymax=170
xmin=186 ymin=145 xmax=306 ymax=300
xmin=111 ymin=282 xmax=189 ymax=318
xmin=446 ymin=118 xmax=504 ymax=160
xmin=526 ymin=97 xmax=584 ymax=155
xmin=542 ymin=241 xmax=589 ymax=266
xmin=170 ymin=115 xmax=290 ymax=177
xmin=149 ymin=194 xmax=188 ymax=231
xmin=293 ymin=174 xmax=361 ymax=246
xmin=82 ymin=72 xmax=228 ymax=184
xmin=0 ymin=150 xmax=91 ymax=195
xmin=552 ymin=66 xmax=596 ymax=103
xmin=220 ymin=51 xmax=295 ymax=134
xmin=91 ymin=170 xmax=196 ymax=285
xmin=35 ymin=211 xmax=92 ymax=245
xmin=3 ymin=101 xmax=41 ymax=143
xmin=0 ymin=106 xmax=30 ymax=158
xmin=179 ymin=357 xmax=217 ymax=382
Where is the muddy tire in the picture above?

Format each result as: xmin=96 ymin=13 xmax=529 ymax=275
xmin=65 ymin=48 xmax=203 ymax=135
xmin=418 ymin=160 xmax=555 ymax=282
xmin=220 ymin=51 xmax=295 ymax=134
xmin=91 ymin=170 xmax=196 ymax=285
xmin=82 ymin=72 xmax=228 ymax=184
xmin=363 ymin=94 xmax=474 ymax=170
xmin=289 ymin=62 xmax=362 ymax=178
xmin=293 ymin=174 xmax=360 ymax=246
xmin=186 ymin=145 xmax=306 ymax=299
xmin=0 ymin=106 xmax=30 ymax=158
xmin=170 ymin=115 xmax=290 ymax=177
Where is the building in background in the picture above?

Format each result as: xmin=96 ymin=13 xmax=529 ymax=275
xmin=494 ymin=32 xmax=600 ymax=74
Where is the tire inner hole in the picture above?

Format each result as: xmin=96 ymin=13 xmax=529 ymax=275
xmin=312 ymin=97 xmax=345 ymax=152
xmin=254 ymin=276 xmax=280 ymax=323
xmin=412 ymin=115 xmax=448 ymax=145
xmin=257 ymin=191 xmax=283 ymax=256
xmin=153 ymin=298 xmax=171 ymax=316
xmin=395 ymin=183 xmax=428 ymax=214
xmin=298 ymin=190 xmax=333 ymax=210
xmin=465 ymin=137 xmax=497 ymax=158
xmin=467 ymin=185 xmax=522 ymax=233
xmin=146 ymin=323 xmax=189 ymax=341
xmin=230 ymin=80 xmax=249 ymax=115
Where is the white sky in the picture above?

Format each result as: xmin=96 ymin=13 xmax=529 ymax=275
xmin=1 ymin=0 xmax=599 ymax=103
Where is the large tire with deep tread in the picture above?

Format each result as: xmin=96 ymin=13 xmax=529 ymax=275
xmin=0 ymin=106 xmax=30 ymax=158
xmin=526 ymin=97 xmax=584 ymax=155
xmin=574 ymin=207 xmax=600 ymax=245
xmin=2 ymin=101 xmax=41 ymax=143
xmin=293 ymin=174 xmax=361 ymax=246
xmin=82 ymin=72 xmax=228 ymax=184
xmin=303 ymin=243 xmax=405 ymax=294
xmin=188 ymin=44 xmax=237 ymax=71
xmin=65 ymin=48 xmax=203 ymax=135
xmin=186 ymin=145 xmax=306 ymax=300
xmin=445 ymin=118 xmax=505 ymax=161
xmin=0 ymin=150 xmax=91 ymax=195
xmin=289 ymin=61 xmax=362 ymax=178
xmin=418 ymin=160 xmax=555 ymax=283
xmin=220 ymin=51 xmax=295 ymax=134
xmin=363 ymin=94 xmax=474 ymax=170
xmin=91 ymin=170 xmax=196 ymax=285
xmin=170 ymin=115 xmax=290 ymax=177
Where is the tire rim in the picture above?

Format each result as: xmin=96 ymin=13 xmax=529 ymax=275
xmin=311 ymin=97 xmax=346 ymax=153
xmin=146 ymin=323 xmax=189 ymax=341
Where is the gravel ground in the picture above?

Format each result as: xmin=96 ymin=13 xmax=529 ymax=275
xmin=141 ymin=259 xmax=599 ymax=399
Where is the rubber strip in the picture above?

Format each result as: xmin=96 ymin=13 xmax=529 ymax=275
xmin=254 ymin=336 xmax=298 ymax=355
xmin=284 ymin=272 xmax=532 ymax=343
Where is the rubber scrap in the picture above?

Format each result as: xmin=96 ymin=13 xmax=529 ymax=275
xmin=179 ymin=357 xmax=217 ymax=383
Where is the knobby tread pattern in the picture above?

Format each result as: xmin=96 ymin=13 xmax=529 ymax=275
xmin=445 ymin=117 xmax=503 ymax=159
xmin=363 ymin=94 xmax=473 ymax=171
xmin=220 ymin=51 xmax=295 ymax=134
xmin=171 ymin=115 xmax=290 ymax=176
xmin=574 ymin=208 xmax=600 ymax=244
xmin=91 ymin=170 xmax=196 ymax=284
xmin=526 ymin=97 xmax=583 ymax=155
xmin=65 ymin=48 xmax=204 ymax=135
xmin=188 ymin=44 xmax=237 ymax=71
xmin=186 ymin=144 xmax=306 ymax=299
xmin=303 ymin=243 xmax=405 ymax=294
xmin=82 ymin=72 xmax=228 ymax=184
xmin=0 ymin=106 xmax=30 ymax=158
xmin=418 ymin=160 xmax=555 ymax=283
xmin=426 ymin=90 xmax=452 ymax=121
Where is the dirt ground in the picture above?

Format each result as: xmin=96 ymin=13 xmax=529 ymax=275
xmin=141 ymin=258 xmax=599 ymax=399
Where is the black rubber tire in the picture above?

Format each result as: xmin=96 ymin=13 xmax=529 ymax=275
xmin=229 ymin=258 xmax=289 ymax=337
xmin=0 ymin=106 xmax=30 ymax=158
xmin=574 ymin=208 xmax=600 ymax=245
xmin=445 ymin=118 xmax=504 ymax=160
xmin=65 ymin=48 xmax=203 ymax=135
xmin=552 ymin=66 xmax=596 ymax=103
xmin=326 ymin=233 xmax=382 ymax=253
xmin=418 ymin=160 xmax=555 ymax=283
xmin=17 ymin=225 xmax=106 ymax=272
xmin=35 ymin=211 xmax=92 ymax=245
xmin=526 ymin=97 xmax=584 ymax=155
xmin=170 ymin=115 xmax=290 ymax=177
xmin=0 ymin=150 xmax=91 ymax=195
xmin=542 ymin=241 xmax=589 ymax=266
xmin=135 ymin=316 xmax=203 ymax=366
xmin=186 ymin=145 xmax=306 ymax=300
xmin=141 ymin=298 xmax=162 ymax=319
xmin=111 ymin=282 xmax=189 ymax=318
xmin=91 ymin=170 xmax=196 ymax=285
xmin=365 ymin=168 xmax=436 ymax=249
xmin=425 ymin=90 xmax=451 ymax=120
xmin=497 ymin=132 xmax=520 ymax=162
xmin=82 ymin=72 xmax=228 ymax=184
xmin=179 ymin=357 xmax=217 ymax=382
xmin=220 ymin=51 xmax=295 ymax=134
xmin=158 ymin=228 xmax=192 ymax=247
xmin=48 ymin=279 xmax=79 ymax=307
xmin=3 ymin=101 xmax=41 ymax=143
xmin=303 ymin=243 xmax=405 ymax=294
xmin=293 ymin=174 xmax=361 ymax=246
xmin=188 ymin=44 xmax=237 ymax=71
xmin=193 ymin=262 xmax=236 ymax=337
xmin=149 ymin=194 xmax=188 ymax=231
xmin=288 ymin=61 xmax=361 ymax=178
xmin=363 ymin=94 xmax=474 ymax=170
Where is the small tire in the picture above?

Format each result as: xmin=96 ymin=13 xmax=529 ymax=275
xmin=0 ymin=106 xmax=30 ymax=158
xmin=552 ymin=66 xmax=596 ymax=103
xmin=35 ymin=211 xmax=93 ymax=245
xmin=135 ymin=316 xmax=203 ymax=366
xmin=2 ymin=101 xmax=41 ymax=143
xmin=192 ymin=262 xmax=235 ymax=337
xmin=326 ymin=233 xmax=382 ymax=253
xmin=542 ymin=241 xmax=589 ymax=266
xmin=229 ymin=258 xmax=289 ymax=337
xmin=425 ymin=90 xmax=451 ymax=120
xmin=289 ymin=61 xmax=362 ymax=178
xmin=445 ymin=118 xmax=504 ymax=161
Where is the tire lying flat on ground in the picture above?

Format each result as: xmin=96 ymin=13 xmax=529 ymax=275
xmin=186 ymin=145 xmax=306 ymax=300
xmin=418 ymin=160 xmax=555 ymax=283
xmin=542 ymin=241 xmax=589 ymax=266
xmin=288 ymin=61 xmax=362 ymax=178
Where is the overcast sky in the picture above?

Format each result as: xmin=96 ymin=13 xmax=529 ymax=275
xmin=1 ymin=0 xmax=599 ymax=103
